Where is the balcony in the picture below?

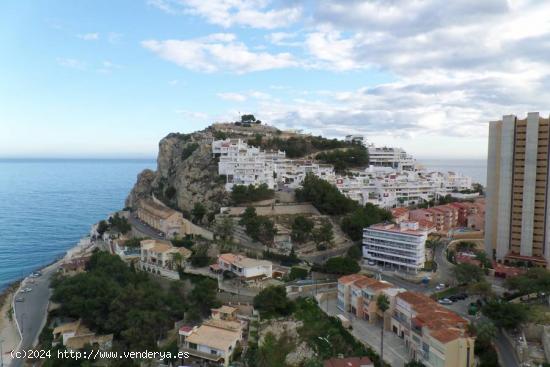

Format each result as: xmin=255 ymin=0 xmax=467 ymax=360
xmin=180 ymin=346 xmax=224 ymax=362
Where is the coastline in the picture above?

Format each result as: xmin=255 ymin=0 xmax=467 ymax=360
xmin=0 ymin=231 xmax=96 ymax=366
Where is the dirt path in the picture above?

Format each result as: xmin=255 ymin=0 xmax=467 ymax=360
xmin=0 ymin=286 xmax=21 ymax=366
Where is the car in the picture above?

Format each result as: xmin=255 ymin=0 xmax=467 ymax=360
xmin=367 ymin=261 xmax=377 ymax=266
xmin=435 ymin=283 xmax=446 ymax=290
xmin=24 ymin=287 xmax=32 ymax=292
xmin=448 ymin=295 xmax=460 ymax=302
xmin=15 ymin=297 xmax=25 ymax=302
xmin=456 ymin=293 xmax=468 ymax=300
xmin=438 ymin=298 xmax=453 ymax=305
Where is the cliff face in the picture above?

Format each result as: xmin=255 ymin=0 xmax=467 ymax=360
xmin=126 ymin=129 xmax=229 ymax=219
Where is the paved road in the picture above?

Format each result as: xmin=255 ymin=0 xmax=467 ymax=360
xmin=11 ymin=264 xmax=57 ymax=367
xmin=434 ymin=239 xmax=455 ymax=285
xmin=128 ymin=213 xmax=164 ymax=240
xmin=495 ymin=330 xmax=520 ymax=367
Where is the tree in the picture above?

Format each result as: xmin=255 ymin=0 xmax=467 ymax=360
xmin=190 ymin=278 xmax=221 ymax=316
xmin=288 ymin=266 xmax=309 ymax=281
xmin=346 ymin=245 xmax=362 ymax=261
xmin=468 ymin=281 xmax=493 ymax=298
xmin=96 ymin=220 xmax=109 ymax=236
xmin=505 ymin=267 xmax=550 ymax=295
xmin=291 ymin=215 xmax=314 ymax=243
xmin=191 ymin=202 xmax=206 ymax=223
xmin=241 ymin=114 xmax=256 ymax=123
xmin=190 ymin=243 xmax=210 ymax=267
xmin=216 ymin=216 xmax=234 ymax=241
xmin=231 ymin=184 xmax=274 ymax=204
xmin=253 ymin=286 xmax=293 ymax=317
xmin=341 ymin=204 xmax=392 ymax=241
xmin=472 ymin=320 xmax=497 ymax=345
xmin=323 ymin=257 xmax=360 ymax=275
xmin=376 ymin=294 xmax=390 ymax=362
xmin=315 ymin=146 xmax=369 ymax=173
xmin=108 ymin=213 xmax=131 ymax=234
xmin=312 ymin=219 xmax=334 ymax=248
xmin=482 ymin=300 xmax=528 ymax=330
xmin=475 ymin=251 xmax=493 ymax=269
xmin=453 ymin=263 xmax=484 ymax=285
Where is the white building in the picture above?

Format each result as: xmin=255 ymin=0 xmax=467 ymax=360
xmin=336 ymin=168 xmax=472 ymax=208
xmin=363 ymin=221 xmax=429 ymax=273
xmin=367 ymin=144 xmax=416 ymax=171
xmin=345 ymin=134 xmax=365 ymax=145
xmin=213 ymin=138 xmax=335 ymax=191
xmin=218 ymin=253 xmax=273 ymax=280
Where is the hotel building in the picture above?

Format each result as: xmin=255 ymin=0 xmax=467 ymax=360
xmin=485 ymin=113 xmax=550 ymax=268
xmin=363 ymin=221 xmax=431 ymax=273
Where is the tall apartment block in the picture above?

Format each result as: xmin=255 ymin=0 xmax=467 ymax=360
xmin=485 ymin=113 xmax=550 ymax=268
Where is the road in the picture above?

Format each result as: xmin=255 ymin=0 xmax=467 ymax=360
xmin=433 ymin=238 xmax=455 ymax=285
xmin=11 ymin=264 xmax=58 ymax=367
xmin=323 ymin=298 xmax=408 ymax=367
xmin=495 ymin=330 xmax=520 ymax=367
xmin=127 ymin=213 xmax=164 ymax=240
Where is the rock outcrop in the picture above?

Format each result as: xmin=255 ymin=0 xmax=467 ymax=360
xmin=126 ymin=129 xmax=230 ymax=219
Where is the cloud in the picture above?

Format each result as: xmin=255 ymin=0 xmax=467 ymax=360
xmin=217 ymin=92 xmax=247 ymax=102
xmin=57 ymin=58 xmax=86 ymax=70
xmin=77 ymin=33 xmax=99 ymax=41
xmin=97 ymin=60 xmax=122 ymax=74
xmin=142 ymin=34 xmax=297 ymax=73
xmin=148 ymin=0 xmax=301 ymax=29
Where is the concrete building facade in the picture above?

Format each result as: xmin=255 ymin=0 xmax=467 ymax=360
xmin=485 ymin=113 xmax=550 ymax=268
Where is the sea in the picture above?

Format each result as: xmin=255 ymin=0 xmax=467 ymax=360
xmin=0 ymin=159 xmax=155 ymax=292
xmin=418 ymin=158 xmax=487 ymax=186
xmin=0 ymin=157 xmax=486 ymax=292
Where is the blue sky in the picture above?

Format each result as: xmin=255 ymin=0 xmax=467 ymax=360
xmin=1 ymin=0 xmax=549 ymax=158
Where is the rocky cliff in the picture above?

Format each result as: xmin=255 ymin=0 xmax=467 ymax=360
xmin=126 ymin=128 xmax=229 ymax=220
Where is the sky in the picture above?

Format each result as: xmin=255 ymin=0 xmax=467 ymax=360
xmin=1 ymin=0 xmax=550 ymax=159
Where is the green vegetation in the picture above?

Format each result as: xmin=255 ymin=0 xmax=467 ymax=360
xmin=296 ymin=174 xmax=391 ymax=240
xmin=263 ymin=249 xmax=301 ymax=266
xmin=239 ymin=207 xmax=277 ymax=245
xmin=312 ymin=218 xmax=334 ymax=250
xmin=482 ymin=300 xmax=528 ymax=330
xmin=51 ymin=251 xmax=219 ymax=352
xmin=292 ymin=298 xmax=384 ymax=366
xmin=471 ymin=320 xmax=499 ymax=367
xmin=189 ymin=243 xmax=212 ymax=267
xmin=340 ymin=204 xmax=393 ymax=241
xmin=296 ymin=173 xmax=357 ymax=215
xmin=231 ymin=183 xmax=275 ymax=204
xmin=316 ymin=146 xmax=369 ymax=172
xmin=319 ymin=256 xmax=360 ymax=275
xmin=291 ymin=215 xmax=314 ymax=243
xmin=255 ymin=135 xmax=354 ymax=159
xmin=191 ymin=202 xmax=206 ymax=223
xmin=416 ymin=194 xmax=459 ymax=208
xmin=96 ymin=213 xmax=132 ymax=236
xmin=505 ymin=267 xmax=550 ymax=295
xmin=347 ymin=244 xmax=362 ymax=260
xmin=171 ymin=236 xmax=193 ymax=249
xmin=216 ymin=216 xmax=234 ymax=241
xmin=241 ymin=114 xmax=259 ymax=124
xmin=124 ymin=237 xmax=145 ymax=248
xmin=253 ymin=286 xmax=294 ymax=318
xmin=288 ymin=266 xmax=309 ymax=281
xmin=181 ymin=142 xmax=199 ymax=160
xmin=164 ymin=185 xmax=177 ymax=199
xmin=453 ymin=263 xmax=485 ymax=285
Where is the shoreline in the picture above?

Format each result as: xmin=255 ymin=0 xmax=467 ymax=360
xmin=0 ymin=231 xmax=96 ymax=365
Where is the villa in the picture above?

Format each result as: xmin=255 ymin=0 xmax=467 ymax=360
xmin=217 ymin=253 xmax=273 ymax=280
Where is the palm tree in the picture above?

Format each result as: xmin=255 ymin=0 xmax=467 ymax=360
xmin=171 ymin=252 xmax=183 ymax=271
xmin=376 ymin=294 xmax=390 ymax=362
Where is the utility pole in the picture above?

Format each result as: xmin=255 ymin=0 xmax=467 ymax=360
xmin=0 ymin=338 xmax=4 ymax=367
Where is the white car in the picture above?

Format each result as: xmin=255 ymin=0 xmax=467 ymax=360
xmin=438 ymin=298 xmax=453 ymax=305
xmin=435 ymin=283 xmax=446 ymax=290
xmin=367 ymin=261 xmax=377 ymax=266
xmin=24 ymin=287 xmax=32 ymax=292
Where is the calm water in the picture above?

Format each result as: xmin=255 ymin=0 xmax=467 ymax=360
xmin=418 ymin=158 xmax=487 ymax=186
xmin=0 ymin=159 xmax=155 ymax=291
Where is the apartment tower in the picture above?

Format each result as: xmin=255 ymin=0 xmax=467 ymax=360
xmin=485 ymin=113 xmax=550 ymax=268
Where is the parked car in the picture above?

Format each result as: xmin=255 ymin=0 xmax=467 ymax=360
xmin=456 ymin=293 xmax=468 ymax=300
xmin=367 ymin=261 xmax=376 ymax=266
xmin=449 ymin=295 xmax=460 ymax=302
xmin=435 ymin=283 xmax=446 ymax=290
xmin=24 ymin=287 xmax=32 ymax=292
xmin=438 ymin=298 xmax=453 ymax=305
xmin=15 ymin=297 xmax=25 ymax=302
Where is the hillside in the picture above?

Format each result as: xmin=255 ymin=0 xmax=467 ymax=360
xmin=126 ymin=128 xmax=229 ymax=217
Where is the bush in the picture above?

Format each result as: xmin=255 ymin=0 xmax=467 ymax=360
xmin=341 ymin=204 xmax=392 ymax=241
xmin=316 ymin=146 xmax=369 ymax=172
xmin=181 ymin=142 xmax=199 ymax=160
xmin=288 ymin=266 xmax=309 ymax=281
xmin=322 ymin=257 xmax=360 ymax=275
xmin=296 ymin=174 xmax=357 ymax=215
xmin=253 ymin=286 xmax=294 ymax=317
xmin=291 ymin=216 xmax=315 ymax=243
xmin=231 ymin=184 xmax=275 ymax=204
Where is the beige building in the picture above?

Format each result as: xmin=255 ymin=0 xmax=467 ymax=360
xmin=391 ymin=292 xmax=475 ymax=367
xmin=485 ymin=113 xmax=550 ymax=268
xmin=52 ymin=320 xmax=113 ymax=352
xmin=139 ymin=239 xmax=192 ymax=270
xmin=179 ymin=306 xmax=244 ymax=366
xmin=137 ymin=198 xmax=183 ymax=238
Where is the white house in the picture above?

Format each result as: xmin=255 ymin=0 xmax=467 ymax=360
xmin=217 ymin=253 xmax=272 ymax=280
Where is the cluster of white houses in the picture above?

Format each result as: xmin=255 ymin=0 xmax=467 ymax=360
xmin=212 ymin=138 xmax=473 ymax=208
